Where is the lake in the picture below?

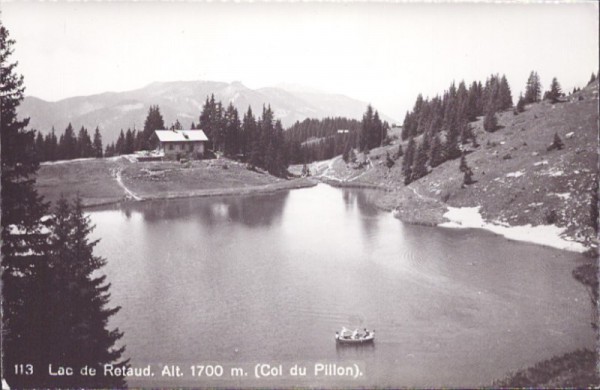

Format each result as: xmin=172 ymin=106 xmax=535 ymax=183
xmin=89 ymin=183 xmax=595 ymax=387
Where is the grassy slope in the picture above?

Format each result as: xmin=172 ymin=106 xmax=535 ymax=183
xmin=120 ymin=159 xmax=314 ymax=200
xmin=37 ymin=158 xmax=126 ymax=206
xmin=37 ymin=156 xmax=315 ymax=207
xmin=492 ymin=348 xmax=598 ymax=388
xmin=315 ymin=81 xmax=599 ymax=248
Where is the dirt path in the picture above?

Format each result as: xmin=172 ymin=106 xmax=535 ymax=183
xmin=407 ymin=185 xmax=439 ymax=203
xmin=113 ymin=168 xmax=142 ymax=201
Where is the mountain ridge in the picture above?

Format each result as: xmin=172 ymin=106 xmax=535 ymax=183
xmin=19 ymin=80 xmax=397 ymax=142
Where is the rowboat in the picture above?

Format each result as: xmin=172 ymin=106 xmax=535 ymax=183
xmin=335 ymin=327 xmax=375 ymax=344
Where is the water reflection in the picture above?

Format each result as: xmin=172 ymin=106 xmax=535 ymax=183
xmin=341 ymin=189 xmax=380 ymax=237
xmin=335 ymin=341 xmax=376 ymax=356
xmin=99 ymin=192 xmax=290 ymax=228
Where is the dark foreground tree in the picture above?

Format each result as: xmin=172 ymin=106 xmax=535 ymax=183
xmin=1 ymin=19 xmax=52 ymax=386
xmin=1 ymin=21 xmax=128 ymax=388
xmin=45 ymin=198 xmax=129 ymax=388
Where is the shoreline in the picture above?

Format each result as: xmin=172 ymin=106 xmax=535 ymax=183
xmin=82 ymin=177 xmax=318 ymax=209
xmin=320 ymin=177 xmax=594 ymax=254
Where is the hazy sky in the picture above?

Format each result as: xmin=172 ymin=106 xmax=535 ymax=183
xmin=2 ymin=1 xmax=598 ymax=120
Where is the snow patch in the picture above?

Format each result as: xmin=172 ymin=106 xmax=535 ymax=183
xmin=41 ymin=157 xmax=96 ymax=165
xmin=439 ymin=206 xmax=586 ymax=252
xmin=533 ymin=160 xmax=548 ymax=166
xmin=505 ymin=170 xmax=525 ymax=178
xmin=550 ymin=192 xmax=571 ymax=200
xmin=546 ymin=169 xmax=564 ymax=177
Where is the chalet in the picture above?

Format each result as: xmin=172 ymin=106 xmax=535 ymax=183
xmin=155 ymin=129 xmax=209 ymax=160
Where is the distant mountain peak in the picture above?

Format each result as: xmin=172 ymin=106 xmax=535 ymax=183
xmin=18 ymin=80 xmax=397 ymax=142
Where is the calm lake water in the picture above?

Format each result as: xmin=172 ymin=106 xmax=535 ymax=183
xmin=89 ymin=183 xmax=594 ymax=387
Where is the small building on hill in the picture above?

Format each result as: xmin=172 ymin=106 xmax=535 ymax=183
xmin=155 ymin=129 xmax=209 ymax=160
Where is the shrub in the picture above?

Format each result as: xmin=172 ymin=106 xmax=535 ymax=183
xmin=483 ymin=110 xmax=498 ymax=132
xmin=545 ymin=209 xmax=558 ymax=224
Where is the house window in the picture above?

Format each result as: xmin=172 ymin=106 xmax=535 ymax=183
xmin=189 ymin=144 xmax=194 ymax=152
xmin=169 ymin=144 xmax=174 ymax=151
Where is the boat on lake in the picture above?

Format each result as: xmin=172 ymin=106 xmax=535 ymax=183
xmin=335 ymin=327 xmax=375 ymax=344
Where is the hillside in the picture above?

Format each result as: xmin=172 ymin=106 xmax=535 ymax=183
xmin=18 ymin=80 xmax=396 ymax=142
xmin=300 ymin=80 xmax=599 ymax=251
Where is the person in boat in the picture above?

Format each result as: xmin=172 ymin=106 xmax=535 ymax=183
xmin=364 ymin=328 xmax=369 ymax=337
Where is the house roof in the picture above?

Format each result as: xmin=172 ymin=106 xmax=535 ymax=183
xmin=155 ymin=129 xmax=208 ymax=142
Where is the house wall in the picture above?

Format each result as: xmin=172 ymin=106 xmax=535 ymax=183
xmin=161 ymin=141 xmax=205 ymax=159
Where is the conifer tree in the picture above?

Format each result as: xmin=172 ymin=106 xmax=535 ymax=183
xmin=466 ymin=81 xmax=481 ymax=121
xmin=77 ymin=126 xmax=93 ymax=157
xmin=223 ymin=103 xmax=240 ymax=157
xmin=35 ymin=131 xmax=46 ymax=162
xmin=516 ymin=93 xmax=526 ymax=113
xmin=44 ymin=128 xmax=59 ymax=161
xmin=588 ymin=73 xmax=596 ymax=86
xmin=347 ymin=148 xmax=357 ymax=164
xmin=1 ymin=23 xmax=53 ymax=387
xmin=124 ymin=129 xmax=135 ymax=154
xmin=92 ymin=127 xmax=103 ymax=158
xmin=170 ymin=119 xmax=183 ymax=130
xmin=372 ymin=110 xmax=386 ymax=148
xmin=524 ymin=71 xmax=542 ymax=104
xmin=3 ymin=22 xmax=129 ymax=387
xmin=342 ymin=142 xmax=352 ymax=163
xmin=411 ymin=138 xmax=429 ymax=181
xmin=402 ymin=136 xmax=416 ymax=184
xmin=545 ymin=77 xmax=562 ymax=103
xmin=401 ymin=111 xmax=412 ymax=140
xmin=499 ymin=75 xmax=513 ymax=110
xmin=242 ymin=106 xmax=257 ymax=160
xmin=115 ymin=130 xmax=126 ymax=155
xmin=105 ymin=143 xmax=115 ymax=157
xmin=429 ymin=133 xmax=444 ymax=168
xmin=142 ymin=105 xmax=165 ymax=150
xmin=445 ymin=121 xmax=462 ymax=160
xmin=59 ymin=123 xmax=78 ymax=159
xmin=359 ymin=105 xmax=374 ymax=151
xmin=46 ymin=197 xmax=128 ymax=388
xmin=459 ymin=118 xmax=474 ymax=145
